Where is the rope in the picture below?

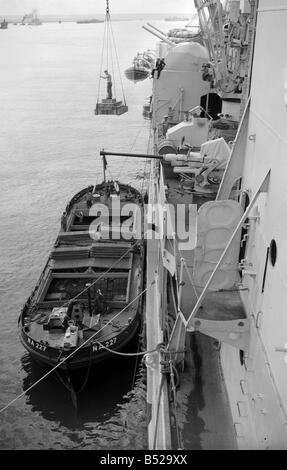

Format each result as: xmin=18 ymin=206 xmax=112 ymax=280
xmin=97 ymin=0 xmax=126 ymax=105
xmin=107 ymin=17 xmax=117 ymax=100
xmin=131 ymin=334 xmax=141 ymax=389
xmin=92 ymin=341 xmax=185 ymax=358
xmin=107 ymin=164 xmax=114 ymax=181
xmin=54 ymin=370 xmax=77 ymax=409
xmin=152 ymin=375 xmax=164 ymax=450
xmin=169 ymin=360 xmax=183 ymax=449
xmin=75 ymin=345 xmax=93 ymax=395
xmin=109 ymin=18 xmax=127 ymax=106
xmin=182 ymin=259 xmax=199 ymax=300
xmin=1 ymin=284 xmax=152 ymax=415
xmin=93 ymin=341 xmax=158 ymax=357
xmin=106 ymin=12 xmax=110 ymax=87
xmin=97 ymin=16 xmax=107 ymax=105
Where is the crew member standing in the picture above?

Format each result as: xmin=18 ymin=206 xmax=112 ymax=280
xmin=101 ymin=70 xmax=113 ymax=99
xmin=61 ymin=211 xmax=67 ymax=231
xmin=161 ymin=115 xmax=169 ymax=138
xmin=156 ymin=58 xmax=166 ymax=78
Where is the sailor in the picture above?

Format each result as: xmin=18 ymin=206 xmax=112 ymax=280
xmin=201 ymin=63 xmax=214 ymax=83
xmin=161 ymin=115 xmax=169 ymax=137
xmin=235 ymin=75 xmax=244 ymax=93
xmin=167 ymin=106 xmax=174 ymax=125
xmin=183 ymin=111 xmax=190 ymax=122
xmin=76 ymin=210 xmax=84 ymax=223
xmin=61 ymin=211 xmax=67 ymax=231
xmin=101 ymin=70 xmax=113 ymax=99
xmin=94 ymin=289 xmax=107 ymax=314
xmin=68 ymin=300 xmax=84 ymax=326
xmin=151 ymin=58 xmax=161 ymax=78
xmin=114 ymin=181 xmax=120 ymax=195
xmin=86 ymin=192 xmax=93 ymax=209
xmin=156 ymin=58 xmax=166 ymax=79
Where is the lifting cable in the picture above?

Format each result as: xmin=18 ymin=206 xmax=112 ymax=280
xmin=96 ymin=0 xmax=127 ymax=106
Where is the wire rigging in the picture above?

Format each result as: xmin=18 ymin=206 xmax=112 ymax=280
xmin=96 ymin=17 xmax=107 ymax=105
xmin=96 ymin=0 xmax=127 ymax=112
xmin=108 ymin=17 xmax=127 ymax=106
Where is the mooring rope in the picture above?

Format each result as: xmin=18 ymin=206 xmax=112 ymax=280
xmin=1 ymin=283 xmax=152 ymax=415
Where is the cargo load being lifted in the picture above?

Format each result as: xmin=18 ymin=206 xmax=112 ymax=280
xmin=94 ymin=0 xmax=128 ymax=116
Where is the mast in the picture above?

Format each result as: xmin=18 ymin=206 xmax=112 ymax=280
xmin=102 ymin=152 xmax=107 ymax=184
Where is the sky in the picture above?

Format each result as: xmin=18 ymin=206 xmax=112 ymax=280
xmin=0 ymin=0 xmax=196 ymax=15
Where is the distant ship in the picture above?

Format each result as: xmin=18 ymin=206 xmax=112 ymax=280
xmin=21 ymin=10 xmax=42 ymax=26
xmin=0 ymin=19 xmax=8 ymax=29
xmin=165 ymin=17 xmax=189 ymax=21
xmin=76 ymin=19 xmax=104 ymax=24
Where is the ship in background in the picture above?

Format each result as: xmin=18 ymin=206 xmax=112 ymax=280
xmin=21 ymin=10 xmax=42 ymax=26
xmin=0 ymin=18 xmax=8 ymax=29
xmin=140 ymin=0 xmax=287 ymax=449
xmin=165 ymin=17 xmax=190 ymax=21
xmin=76 ymin=19 xmax=104 ymax=24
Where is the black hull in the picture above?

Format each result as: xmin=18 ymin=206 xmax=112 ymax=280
xmin=19 ymin=181 xmax=144 ymax=373
xmin=20 ymin=315 xmax=140 ymax=371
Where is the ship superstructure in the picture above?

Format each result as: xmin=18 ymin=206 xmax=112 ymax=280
xmin=144 ymin=0 xmax=287 ymax=449
xmin=21 ymin=10 xmax=42 ymax=26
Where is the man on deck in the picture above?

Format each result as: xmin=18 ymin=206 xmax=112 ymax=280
xmin=101 ymin=70 xmax=113 ymax=99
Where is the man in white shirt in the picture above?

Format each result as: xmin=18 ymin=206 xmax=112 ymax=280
xmin=101 ymin=70 xmax=112 ymax=99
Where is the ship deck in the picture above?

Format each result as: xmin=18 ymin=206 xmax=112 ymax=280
xmin=163 ymin=162 xmax=241 ymax=449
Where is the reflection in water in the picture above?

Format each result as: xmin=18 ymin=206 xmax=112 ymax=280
xmin=21 ymin=338 xmax=139 ymax=428
xmin=17 ymin=335 xmax=147 ymax=449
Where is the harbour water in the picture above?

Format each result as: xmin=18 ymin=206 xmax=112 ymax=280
xmin=0 ymin=19 xmax=172 ymax=449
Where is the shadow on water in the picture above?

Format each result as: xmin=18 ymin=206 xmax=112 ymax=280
xmin=21 ymin=337 xmax=140 ymax=430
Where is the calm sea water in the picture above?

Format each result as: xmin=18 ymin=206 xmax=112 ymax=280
xmin=0 ymin=19 xmax=176 ymax=450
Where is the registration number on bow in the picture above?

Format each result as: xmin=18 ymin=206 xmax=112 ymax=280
xmin=92 ymin=337 xmax=117 ymax=352
xmin=27 ymin=337 xmax=47 ymax=352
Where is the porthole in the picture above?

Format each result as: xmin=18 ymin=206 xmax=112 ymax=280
xmin=269 ymin=239 xmax=277 ymax=266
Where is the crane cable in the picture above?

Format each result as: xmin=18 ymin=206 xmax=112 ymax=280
xmin=96 ymin=13 xmax=108 ymax=106
xmin=107 ymin=12 xmax=127 ymax=106
xmin=97 ymin=0 xmax=127 ymax=106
